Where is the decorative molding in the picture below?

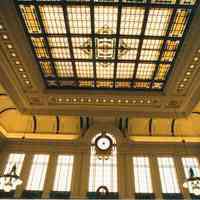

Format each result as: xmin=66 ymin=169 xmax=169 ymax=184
xmin=0 ymin=21 xmax=33 ymax=90
xmin=171 ymin=119 xmax=176 ymax=136
xmin=48 ymin=96 xmax=160 ymax=107
xmin=149 ymin=118 xmax=152 ymax=136
xmin=32 ymin=115 xmax=37 ymax=133
xmin=56 ymin=116 xmax=60 ymax=134
xmin=0 ymin=107 xmax=16 ymax=115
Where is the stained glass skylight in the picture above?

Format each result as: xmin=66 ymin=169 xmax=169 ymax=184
xmin=15 ymin=0 xmax=198 ymax=91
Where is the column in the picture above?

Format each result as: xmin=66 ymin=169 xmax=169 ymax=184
xmin=42 ymin=153 xmax=57 ymax=198
xmin=15 ymin=152 xmax=33 ymax=198
xmin=71 ymin=151 xmax=90 ymax=198
xmin=117 ymin=152 xmax=126 ymax=198
xmin=124 ymin=154 xmax=134 ymax=198
xmin=149 ymin=155 xmax=162 ymax=199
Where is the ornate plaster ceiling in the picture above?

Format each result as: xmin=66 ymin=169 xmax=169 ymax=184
xmin=0 ymin=0 xmax=200 ymax=117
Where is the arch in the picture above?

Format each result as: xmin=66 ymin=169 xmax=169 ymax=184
xmin=83 ymin=123 xmax=127 ymax=145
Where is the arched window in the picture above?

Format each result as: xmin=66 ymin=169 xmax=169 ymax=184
xmin=88 ymin=133 xmax=117 ymax=192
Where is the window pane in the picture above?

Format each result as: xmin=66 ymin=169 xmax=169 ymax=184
xmin=89 ymin=134 xmax=117 ymax=192
xmin=157 ymin=157 xmax=180 ymax=193
xmin=133 ymin=157 xmax=153 ymax=193
xmin=53 ymin=155 xmax=74 ymax=191
xmin=0 ymin=153 xmax=25 ymax=189
xmin=26 ymin=154 xmax=49 ymax=191
xmin=182 ymin=157 xmax=200 ymax=178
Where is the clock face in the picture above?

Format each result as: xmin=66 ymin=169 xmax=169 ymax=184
xmin=96 ymin=136 xmax=111 ymax=151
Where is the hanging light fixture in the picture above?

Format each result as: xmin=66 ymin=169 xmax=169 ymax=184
xmin=182 ymin=140 xmax=200 ymax=196
xmin=0 ymin=165 xmax=23 ymax=192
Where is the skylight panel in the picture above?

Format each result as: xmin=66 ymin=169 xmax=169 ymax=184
xmin=40 ymin=61 xmax=55 ymax=78
xmin=142 ymin=39 xmax=163 ymax=50
xmin=51 ymin=48 xmax=70 ymax=59
xmin=54 ymin=62 xmax=74 ymax=78
xmin=116 ymin=63 xmax=135 ymax=79
xmin=118 ymin=39 xmax=139 ymax=60
xmin=133 ymin=82 xmax=151 ymax=89
xmin=180 ymin=0 xmax=196 ymax=5
xmin=20 ymin=5 xmax=41 ymax=34
xmin=140 ymin=50 xmax=160 ymax=61
xmin=96 ymin=81 xmax=113 ymax=88
xmin=151 ymin=0 xmax=176 ymax=4
xmin=115 ymin=81 xmax=131 ymax=88
xmin=68 ymin=6 xmax=91 ymax=34
xmin=145 ymin=8 xmax=172 ymax=36
xmin=169 ymin=9 xmax=190 ymax=37
xmin=120 ymin=7 xmax=145 ymax=35
xmin=40 ymin=5 xmax=66 ymax=34
xmin=95 ymin=6 xmax=118 ymax=34
xmin=96 ymin=63 xmax=114 ymax=79
xmin=48 ymin=37 xmax=69 ymax=47
xmin=161 ymin=51 xmax=175 ymax=62
xmin=155 ymin=64 xmax=171 ymax=81
xmin=152 ymin=82 xmax=163 ymax=89
xmin=136 ymin=63 xmax=156 ymax=80
xmin=71 ymin=37 xmax=92 ymax=59
xmin=76 ymin=62 xmax=94 ymax=78
xmin=31 ymin=37 xmax=49 ymax=58
xmin=79 ymin=80 xmax=95 ymax=88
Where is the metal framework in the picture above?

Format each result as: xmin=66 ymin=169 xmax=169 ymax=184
xmin=15 ymin=0 xmax=198 ymax=91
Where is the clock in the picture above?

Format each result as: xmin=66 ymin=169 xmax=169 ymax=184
xmin=95 ymin=134 xmax=113 ymax=157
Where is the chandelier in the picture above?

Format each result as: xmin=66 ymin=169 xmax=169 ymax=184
xmin=0 ymin=165 xmax=23 ymax=192
xmin=183 ymin=168 xmax=200 ymax=196
xmin=182 ymin=140 xmax=200 ymax=196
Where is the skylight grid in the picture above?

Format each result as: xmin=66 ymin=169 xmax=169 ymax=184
xmin=55 ymin=62 xmax=74 ymax=78
xmin=76 ymin=62 xmax=94 ymax=78
xmin=68 ymin=6 xmax=91 ymax=34
xmin=40 ymin=5 xmax=66 ymax=34
xmin=120 ymin=7 xmax=145 ymax=35
xmin=16 ymin=0 xmax=197 ymax=91
xmin=145 ymin=8 xmax=172 ymax=36
xmin=95 ymin=6 xmax=118 ymax=34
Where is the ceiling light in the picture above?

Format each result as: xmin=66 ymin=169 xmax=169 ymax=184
xmin=7 ymin=44 xmax=13 ymax=49
xmin=2 ymin=35 xmax=8 ymax=39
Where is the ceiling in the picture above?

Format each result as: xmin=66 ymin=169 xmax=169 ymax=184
xmin=15 ymin=0 xmax=197 ymax=91
xmin=0 ymin=0 xmax=200 ymax=117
